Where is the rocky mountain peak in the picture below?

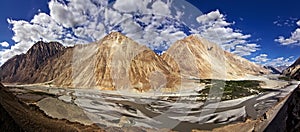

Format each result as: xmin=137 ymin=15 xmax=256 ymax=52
xmin=101 ymin=32 xmax=129 ymax=45
xmin=26 ymin=41 xmax=65 ymax=70
xmin=27 ymin=41 xmax=64 ymax=55
xmin=175 ymin=34 xmax=199 ymax=44
xmin=162 ymin=34 xmax=269 ymax=79
xmin=185 ymin=34 xmax=200 ymax=40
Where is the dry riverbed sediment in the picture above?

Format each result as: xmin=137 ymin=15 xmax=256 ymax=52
xmin=2 ymin=74 xmax=299 ymax=132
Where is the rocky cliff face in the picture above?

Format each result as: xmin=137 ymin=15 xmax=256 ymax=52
xmin=52 ymin=32 xmax=180 ymax=92
xmin=94 ymin=32 xmax=179 ymax=91
xmin=283 ymin=57 xmax=300 ymax=80
xmin=0 ymin=41 xmax=65 ymax=84
xmin=162 ymin=34 xmax=269 ymax=79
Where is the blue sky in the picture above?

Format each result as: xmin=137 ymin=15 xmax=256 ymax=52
xmin=0 ymin=0 xmax=49 ymax=44
xmin=188 ymin=0 xmax=300 ymax=62
xmin=0 ymin=0 xmax=299 ymax=67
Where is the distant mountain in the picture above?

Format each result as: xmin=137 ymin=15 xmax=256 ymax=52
xmin=276 ymin=65 xmax=289 ymax=73
xmin=162 ymin=34 xmax=269 ymax=79
xmin=0 ymin=41 xmax=65 ymax=84
xmin=0 ymin=32 xmax=268 ymax=92
xmin=283 ymin=57 xmax=300 ymax=80
xmin=264 ymin=66 xmax=281 ymax=74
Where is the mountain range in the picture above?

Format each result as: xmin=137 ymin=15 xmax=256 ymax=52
xmin=0 ymin=32 xmax=269 ymax=92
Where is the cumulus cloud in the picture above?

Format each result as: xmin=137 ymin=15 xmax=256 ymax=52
xmin=196 ymin=10 xmax=227 ymax=26
xmin=251 ymin=54 xmax=269 ymax=64
xmin=275 ymin=20 xmax=300 ymax=45
xmin=266 ymin=56 xmax=295 ymax=67
xmin=1 ymin=13 xmax=83 ymax=65
xmin=0 ymin=41 xmax=9 ymax=47
xmin=194 ymin=10 xmax=259 ymax=56
xmin=0 ymin=0 xmax=184 ymax=65
xmin=49 ymin=0 xmax=81 ymax=28
xmin=113 ymin=0 xmax=148 ymax=13
xmin=232 ymin=44 xmax=259 ymax=56
xmin=151 ymin=0 xmax=172 ymax=16
xmin=0 ymin=0 xmax=259 ymax=65
xmin=251 ymin=54 xmax=295 ymax=67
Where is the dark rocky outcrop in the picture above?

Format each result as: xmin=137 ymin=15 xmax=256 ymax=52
xmin=283 ymin=57 xmax=300 ymax=80
xmin=265 ymin=85 xmax=300 ymax=132
xmin=0 ymin=83 xmax=23 ymax=132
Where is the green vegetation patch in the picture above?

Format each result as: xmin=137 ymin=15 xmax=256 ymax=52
xmin=197 ymin=79 xmax=265 ymax=101
xmin=278 ymin=76 xmax=292 ymax=81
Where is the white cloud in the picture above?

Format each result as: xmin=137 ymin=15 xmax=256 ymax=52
xmin=1 ymin=11 xmax=90 ymax=65
xmin=195 ymin=10 xmax=258 ymax=56
xmin=252 ymin=54 xmax=295 ymax=67
xmin=0 ymin=41 xmax=9 ymax=47
xmin=232 ymin=44 xmax=259 ymax=56
xmin=266 ymin=57 xmax=295 ymax=67
xmin=275 ymin=20 xmax=300 ymax=45
xmin=151 ymin=0 xmax=171 ymax=16
xmin=275 ymin=36 xmax=297 ymax=45
xmin=251 ymin=54 xmax=269 ymax=63
xmin=48 ymin=0 xmax=87 ymax=28
xmin=0 ymin=0 xmax=183 ymax=65
xmin=0 ymin=0 xmax=260 ymax=65
xmin=113 ymin=0 xmax=150 ymax=14
xmin=196 ymin=10 xmax=224 ymax=25
xmin=104 ymin=8 xmax=123 ymax=26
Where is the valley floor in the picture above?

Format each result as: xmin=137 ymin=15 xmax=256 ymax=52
xmin=1 ymin=74 xmax=299 ymax=132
